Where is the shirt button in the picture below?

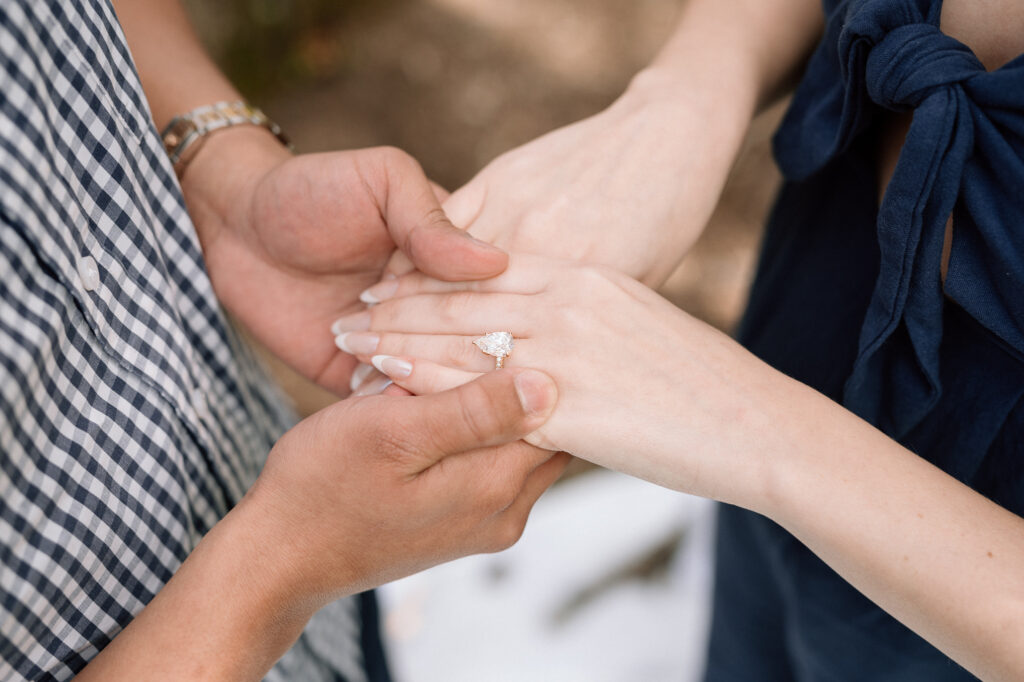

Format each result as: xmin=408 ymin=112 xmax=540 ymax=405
xmin=191 ymin=388 xmax=208 ymax=417
xmin=77 ymin=256 xmax=100 ymax=291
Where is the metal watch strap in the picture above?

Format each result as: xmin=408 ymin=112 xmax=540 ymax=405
xmin=160 ymin=101 xmax=291 ymax=175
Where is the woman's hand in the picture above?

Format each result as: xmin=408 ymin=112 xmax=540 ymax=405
xmin=442 ymin=93 xmax=732 ymax=288
xmin=377 ymin=0 xmax=825 ymax=291
xmin=332 ymin=255 xmax=787 ymax=506
xmin=333 ymin=256 xmax=1024 ymax=682
xmin=181 ymin=128 xmax=508 ymax=396
xmin=382 ymin=75 xmax=750 ymax=289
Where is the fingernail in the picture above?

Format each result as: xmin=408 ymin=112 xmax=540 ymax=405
xmin=359 ymin=278 xmax=399 ymax=305
xmin=330 ymin=311 xmax=371 ymax=336
xmin=335 ymin=332 xmax=380 ymax=355
xmin=349 ymin=363 xmax=374 ymax=392
xmin=513 ymin=370 xmax=555 ymax=417
xmin=467 ymin=234 xmax=501 ymax=252
xmin=353 ymin=374 xmax=393 ymax=397
xmin=372 ymin=354 xmax=413 ymax=379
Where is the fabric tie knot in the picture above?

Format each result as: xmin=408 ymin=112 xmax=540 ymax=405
xmin=865 ymin=23 xmax=985 ymax=110
xmin=771 ymin=0 xmax=1024 ymax=439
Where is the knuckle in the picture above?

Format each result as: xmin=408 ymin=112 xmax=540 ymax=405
xmin=482 ymin=473 xmax=518 ymax=514
xmin=517 ymin=206 xmax=561 ymax=238
xmin=517 ymin=210 xmax=548 ymax=235
xmin=366 ymin=303 xmax=400 ymax=334
xmin=377 ymin=332 xmax=405 ymax=356
xmin=575 ymin=264 xmax=611 ymax=290
xmin=402 ymin=224 xmax=426 ymax=266
xmin=490 ymin=516 xmax=527 ymax=552
xmin=456 ymin=382 xmax=500 ymax=445
xmin=423 ymin=206 xmax=452 ymax=230
xmin=438 ymin=291 xmax=476 ymax=324
xmin=361 ymin=407 xmax=423 ymax=467
xmin=559 ymin=298 xmax=589 ymax=331
xmin=503 ymin=516 xmax=528 ymax=547
xmin=377 ymin=145 xmax=412 ymax=167
xmin=452 ymin=336 xmax=485 ymax=368
xmin=365 ymin=421 xmax=408 ymax=465
xmin=590 ymin=262 xmax=620 ymax=281
xmin=366 ymin=304 xmax=383 ymax=328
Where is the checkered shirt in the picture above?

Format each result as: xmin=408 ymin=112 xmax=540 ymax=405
xmin=0 ymin=2 xmax=368 ymax=680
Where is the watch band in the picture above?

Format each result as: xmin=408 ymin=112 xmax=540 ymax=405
xmin=160 ymin=101 xmax=291 ymax=175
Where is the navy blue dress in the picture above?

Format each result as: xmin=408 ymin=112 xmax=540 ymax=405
xmin=704 ymin=0 xmax=1024 ymax=679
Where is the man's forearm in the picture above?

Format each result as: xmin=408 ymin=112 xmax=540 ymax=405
xmin=111 ymin=0 xmax=291 ymax=296
xmin=112 ymin=0 xmax=239 ymax=129
xmin=76 ymin=498 xmax=317 ymax=680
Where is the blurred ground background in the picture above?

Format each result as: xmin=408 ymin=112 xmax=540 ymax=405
xmin=182 ymin=1 xmax=785 ymax=679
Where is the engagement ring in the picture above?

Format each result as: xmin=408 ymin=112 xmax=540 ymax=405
xmin=474 ymin=332 xmax=514 ymax=370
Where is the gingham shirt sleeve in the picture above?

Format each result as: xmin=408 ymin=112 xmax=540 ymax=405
xmin=0 ymin=2 xmax=367 ymax=680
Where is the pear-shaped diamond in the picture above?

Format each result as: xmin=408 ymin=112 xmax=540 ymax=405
xmin=474 ymin=331 xmax=514 ymax=358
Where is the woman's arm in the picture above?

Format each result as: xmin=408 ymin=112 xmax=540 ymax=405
xmin=635 ymin=0 xmax=824 ymax=114
xmin=763 ymin=378 xmax=1024 ymax=682
xmin=384 ymin=0 xmax=823 ymax=287
xmin=340 ymin=256 xmax=1024 ymax=682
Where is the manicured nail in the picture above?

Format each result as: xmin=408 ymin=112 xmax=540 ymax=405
xmin=513 ymin=370 xmax=555 ymax=416
xmin=353 ymin=374 xmax=393 ymax=397
xmin=335 ymin=332 xmax=380 ymax=355
xmin=372 ymin=355 xmax=412 ymax=379
xmin=330 ymin=311 xmax=371 ymax=336
xmin=359 ymin=278 xmax=399 ymax=305
xmin=349 ymin=363 xmax=374 ymax=392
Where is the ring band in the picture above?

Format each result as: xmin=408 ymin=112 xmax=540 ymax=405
xmin=474 ymin=331 xmax=514 ymax=370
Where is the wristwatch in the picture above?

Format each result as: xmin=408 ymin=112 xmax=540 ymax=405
xmin=160 ymin=101 xmax=291 ymax=175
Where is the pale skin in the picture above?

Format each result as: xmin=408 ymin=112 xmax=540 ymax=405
xmin=338 ymin=254 xmax=1024 ymax=682
xmin=382 ymin=0 xmax=825 ymax=288
xmin=335 ymin=2 xmax=1024 ymax=682
xmin=380 ymin=0 xmax=1024 ymax=294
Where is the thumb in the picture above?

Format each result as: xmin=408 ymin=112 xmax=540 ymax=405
xmin=385 ymin=368 xmax=558 ymax=472
xmin=380 ymin=149 xmax=507 ymax=281
xmin=429 ymin=180 xmax=451 ymax=205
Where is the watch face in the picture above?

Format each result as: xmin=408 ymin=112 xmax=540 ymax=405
xmin=163 ymin=118 xmax=198 ymax=158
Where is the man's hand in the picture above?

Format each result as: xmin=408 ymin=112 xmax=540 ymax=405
xmin=180 ymin=128 xmax=508 ymax=395
xmin=252 ymin=367 xmax=567 ymax=597
xmin=79 ymin=367 xmax=569 ymax=680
